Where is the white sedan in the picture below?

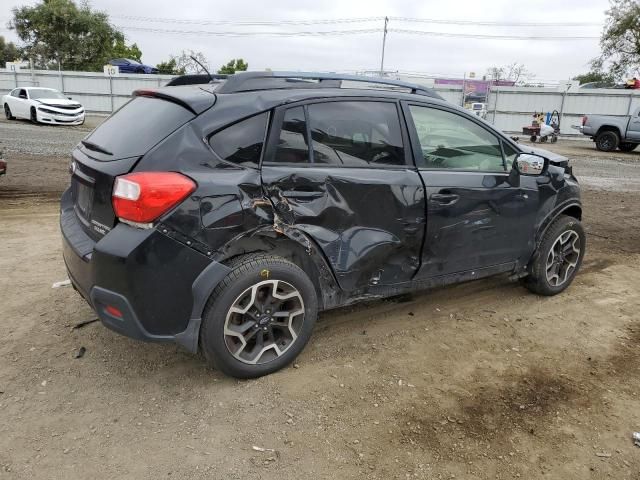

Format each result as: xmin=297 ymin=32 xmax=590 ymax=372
xmin=2 ymin=87 xmax=85 ymax=126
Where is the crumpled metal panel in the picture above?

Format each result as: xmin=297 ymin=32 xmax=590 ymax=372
xmin=261 ymin=166 xmax=426 ymax=291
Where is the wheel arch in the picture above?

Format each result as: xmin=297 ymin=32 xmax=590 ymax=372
xmin=214 ymin=228 xmax=342 ymax=311
xmin=595 ymin=125 xmax=621 ymax=139
xmin=535 ymin=202 xmax=582 ymax=246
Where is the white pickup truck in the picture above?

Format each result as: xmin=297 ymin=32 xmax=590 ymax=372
xmin=580 ymin=107 xmax=640 ymax=152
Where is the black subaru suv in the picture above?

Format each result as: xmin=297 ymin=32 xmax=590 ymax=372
xmin=61 ymin=72 xmax=584 ymax=378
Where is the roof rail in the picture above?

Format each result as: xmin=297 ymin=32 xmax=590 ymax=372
xmin=215 ymin=71 xmax=443 ymax=99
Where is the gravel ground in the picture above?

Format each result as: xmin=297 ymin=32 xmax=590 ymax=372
xmin=521 ymin=139 xmax=640 ymax=192
xmin=0 ymin=116 xmax=102 ymax=156
xmin=1 ymin=122 xmax=640 ymax=479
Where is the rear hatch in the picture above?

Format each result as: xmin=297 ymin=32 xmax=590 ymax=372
xmin=70 ymin=93 xmax=204 ymax=240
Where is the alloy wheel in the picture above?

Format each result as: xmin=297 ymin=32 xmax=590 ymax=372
xmin=598 ymin=136 xmax=612 ymax=150
xmin=224 ymin=279 xmax=305 ymax=365
xmin=545 ymin=230 xmax=581 ymax=287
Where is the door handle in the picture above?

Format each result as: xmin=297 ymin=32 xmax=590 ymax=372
xmin=281 ymin=190 xmax=324 ymax=199
xmin=431 ymin=193 xmax=460 ymax=205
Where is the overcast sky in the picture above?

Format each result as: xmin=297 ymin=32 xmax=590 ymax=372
xmin=1 ymin=0 xmax=609 ymax=81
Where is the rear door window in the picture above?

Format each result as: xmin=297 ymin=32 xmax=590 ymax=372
xmin=208 ymin=112 xmax=269 ymax=167
xmin=308 ymin=101 xmax=406 ymax=167
xmin=84 ymin=96 xmax=194 ymax=160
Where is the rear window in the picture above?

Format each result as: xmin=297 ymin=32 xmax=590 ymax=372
xmin=85 ymin=97 xmax=194 ymax=159
xmin=208 ymin=112 xmax=269 ymax=167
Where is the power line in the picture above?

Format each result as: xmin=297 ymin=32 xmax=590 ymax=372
xmin=111 ymin=15 xmax=385 ymax=26
xmin=390 ymin=28 xmax=599 ymax=41
xmin=116 ymin=24 xmax=599 ymax=40
xmin=110 ymin=14 xmax=601 ymax=28
xmin=1 ymin=23 xmax=600 ymax=41
xmin=390 ymin=16 xmax=601 ymax=27
xmin=118 ymin=25 xmax=381 ymax=36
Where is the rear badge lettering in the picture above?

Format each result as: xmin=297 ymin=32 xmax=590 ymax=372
xmin=91 ymin=220 xmax=111 ymax=235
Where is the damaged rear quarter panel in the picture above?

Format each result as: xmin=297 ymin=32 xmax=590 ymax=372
xmin=134 ymin=119 xmax=273 ymax=255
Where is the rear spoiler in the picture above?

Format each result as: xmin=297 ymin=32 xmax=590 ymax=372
xmin=133 ymin=85 xmax=216 ymax=115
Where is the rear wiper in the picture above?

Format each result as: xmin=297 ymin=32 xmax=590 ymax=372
xmin=81 ymin=140 xmax=113 ymax=156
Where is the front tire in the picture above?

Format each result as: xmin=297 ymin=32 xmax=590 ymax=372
xmin=30 ymin=107 xmax=38 ymax=124
xmin=595 ymin=130 xmax=619 ymax=152
xmin=4 ymin=104 xmax=15 ymax=120
xmin=619 ymin=142 xmax=638 ymax=152
xmin=199 ymin=254 xmax=318 ymax=379
xmin=521 ymin=215 xmax=585 ymax=296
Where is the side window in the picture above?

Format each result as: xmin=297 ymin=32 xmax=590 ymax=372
xmin=502 ymin=141 xmax=519 ymax=170
xmin=10 ymin=89 xmax=19 ymax=97
xmin=308 ymin=101 xmax=405 ymax=166
xmin=18 ymin=89 xmax=27 ymax=98
xmin=273 ymin=106 xmax=310 ymax=164
xmin=208 ymin=112 xmax=269 ymax=167
xmin=409 ymin=105 xmax=506 ymax=172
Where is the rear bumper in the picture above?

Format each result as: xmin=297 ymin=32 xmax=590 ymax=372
xmin=60 ymin=188 xmax=231 ymax=352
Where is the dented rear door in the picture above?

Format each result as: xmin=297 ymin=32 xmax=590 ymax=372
xmin=261 ymin=99 xmax=426 ymax=292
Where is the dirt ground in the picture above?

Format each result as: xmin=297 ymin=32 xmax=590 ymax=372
xmin=1 ymin=122 xmax=640 ymax=479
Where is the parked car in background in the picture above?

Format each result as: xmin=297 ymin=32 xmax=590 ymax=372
xmin=60 ymin=71 xmax=584 ymax=379
xmin=3 ymin=87 xmax=85 ymax=125
xmin=108 ymin=58 xmax=159 ymax=74
xmin=579 ymin=107 xmax=640 ymax=152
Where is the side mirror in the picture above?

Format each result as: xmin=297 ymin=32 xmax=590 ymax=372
xmin=512 ymin=153 xmax=548 ymax=176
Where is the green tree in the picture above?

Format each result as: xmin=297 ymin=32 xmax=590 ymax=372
xmin=218 ymin=58 xmax=248 ymax=75
xmin=156 ymin=57 xmax=186 ymax=75
xmin=572 ymin=70 xmax=615 ymax=85
xmin=594 ymin=0 xmax=640 ymax=77
xmin=110 ymin=38 xmax=142 ymax=62
xmin=0 ymin=36 xmax=20 ymax=68
xmin=10 ymin=0 xmax=141 ymax=71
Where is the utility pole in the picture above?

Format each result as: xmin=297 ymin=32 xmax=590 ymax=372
xmin=379 ymin=16 xmax=388 ymax=77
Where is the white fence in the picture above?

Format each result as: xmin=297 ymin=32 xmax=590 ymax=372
xmin=486 ymin=86 xmax=640 ymax=136
xmin=0 ymin=69 xmax=175 ymax=113
xmin=2 ymin=68 xmax=639 ymax=136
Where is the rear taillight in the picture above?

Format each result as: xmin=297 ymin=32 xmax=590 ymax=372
xmin=582 ymin=115 xmax=588 ymax=126
xmin=112 ymin=172 xmax=196 ymax=227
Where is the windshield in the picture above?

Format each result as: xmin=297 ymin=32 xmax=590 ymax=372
xmin=29 ymin=89 xmax=67 ymax=100
xmin=126 ymin=59 xmax=141 ymax=65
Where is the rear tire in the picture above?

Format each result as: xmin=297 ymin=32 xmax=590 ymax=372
xmin=199 ymin=253 xmax=318 ymax=379
xmin=4 ymin=104 xmax=14 ymax=120
xmin=595 ymin=130 xmax=619 ymax=152
xmin=618 ymin=142 xmax=638 ymax=152
xmin=521 ymin=215 xmax=585 ymax=296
